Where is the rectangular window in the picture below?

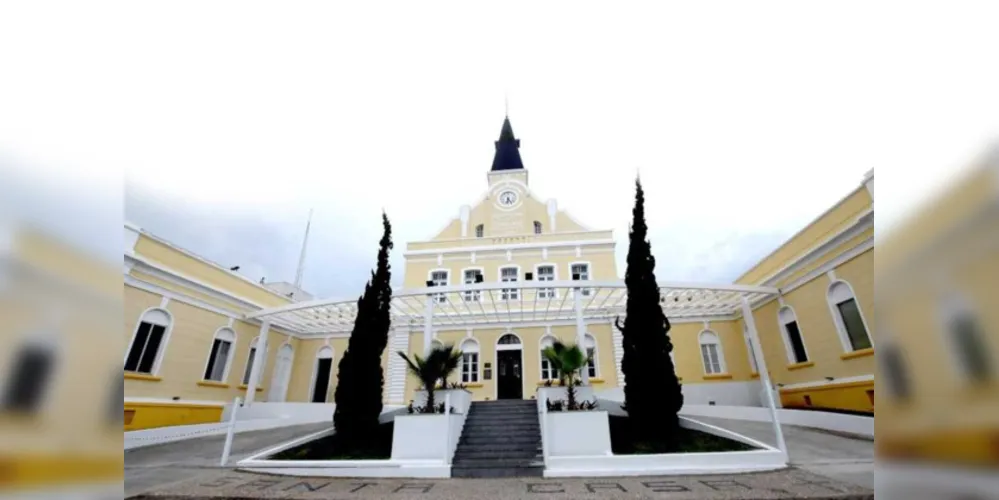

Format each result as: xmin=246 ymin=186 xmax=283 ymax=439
xmin=203 ymin=339 xmax=232 ymax=382
xmin=2 ymin=346 xmax=54 ymax=413
xmin=242 ymin=347 xmax=257 ymax=385
xmin=462 ymin=353 xmax=479 ymax=383
xmin=540 ymin=356 xmax=558 ymax=380
xmin=125 ymin=322 xmax=166 ymax=374
xmin=586 ymin=347 xmax=597 ymax=378
xmin=700 ymin=344 xmax=722 ymax=374
xmin=571 ymin=263 xmax=591 ymax=296
xmin=501 ymin=267 xmax=519 ymax=300
xmin=475 ymin=224 xmax=484 ymax=238
xmin=836 ymin=299 xmax=871 ymax=350
xmin=784 ymin=320 xmax=809 ymax=363
xmin=537 ymin=265 xmax=555 ymax=299
xmin=534 ymin=221 xmax=543 ymax=234
xmin=431 ymin=270 xmax=448 ymax=304
xmin=463 ymin=269 xmax=482 ymax=302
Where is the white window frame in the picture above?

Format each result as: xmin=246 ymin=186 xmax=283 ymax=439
xmin=242 ymin=336 xmax=261 ymax=386
xmin=777 ymin=305 xmax=810 ymax=364
xmin=534 ymin=263 xmax=558 ymax=299
xmin=124 ymin=307 xmax=174 ymax=376
xmin=698 ymin=330 xmax=726 ymax=375
xmin=461 ymin=266 xmax=484 ymax=303
xmin=201 ymin=327 xmax=237 ymax=383
xmin=428 ymin=268 xmax=450 ymax=304
xmin=584 ymin=333 xmax=599 ymax=378
xmin=499 ymin=265 xmax=521 ymax=301
xmin=310 ymin=345 xmax=335 ymax=403
xmin=826 ymin=280 xmax=873 ymax=352
xmin=460 ymin=338 xmax=480 ymax=383
xmin=539 ymin=335 xmax=560 ymax=381
xmin=569 ymin=261 xmax=592 ymax=297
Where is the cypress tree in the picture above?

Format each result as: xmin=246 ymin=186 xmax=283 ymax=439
xmin=615 ymin=179 xmax=683 ymax=442
xmin=333 ymin=213 xmax=393 ymax=450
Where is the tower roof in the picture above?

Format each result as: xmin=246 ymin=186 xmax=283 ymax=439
xmin=490 ymin=116 xmax=525 ymax=171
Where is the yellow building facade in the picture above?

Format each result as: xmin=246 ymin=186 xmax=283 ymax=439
xmin=120 ymin=116 xmax=877 ymax=432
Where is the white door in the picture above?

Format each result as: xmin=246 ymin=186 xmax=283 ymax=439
xmin=267 ymin=344 xmax=293 ymax=402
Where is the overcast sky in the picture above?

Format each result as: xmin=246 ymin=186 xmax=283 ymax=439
xmin=2 ymin=2 xmax=998 ymax=300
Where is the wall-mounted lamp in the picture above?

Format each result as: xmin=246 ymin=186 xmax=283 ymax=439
xmin=525 ymin=272 xmax=533 ymax=281
xmin=425 ymin=280 xmax=435 ymax=287
xmin=824 ymin=376 xmax=834 ymax=381
xmin=475 ymin=274 xmax=484 ymax=283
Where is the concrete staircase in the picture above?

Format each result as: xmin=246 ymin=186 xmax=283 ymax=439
xmin=451 ymin=400 xmax=544 ymax=478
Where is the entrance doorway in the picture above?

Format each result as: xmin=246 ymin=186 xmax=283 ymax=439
xmin=311 ymin=346 xmax=334 ymax=403
xmin=496 ymin=333 xmax=523 ymax=400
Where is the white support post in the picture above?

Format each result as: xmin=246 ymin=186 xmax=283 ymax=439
xmin=574 ymin=286 xmax=589 ymax=385
xmin=444 ymin=392 xmax=452 ymax=464
xmin=740 ymin=297 xmax=788 ymax=461
xmin=220 ymin=396 xmax=241 ymax=466
xmin=245 ymin=320 xmax=270 ymax=405
xmin=423 ymin=294 xmax=434 ymax=354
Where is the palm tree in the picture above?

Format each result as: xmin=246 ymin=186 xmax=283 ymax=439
xmin=397 ymin=344 xmax=457 ymax=412
xmin=440 ymin=347 xmax=462 ymax=388
xmin=541 ymin=341 xmax=590 ymax=409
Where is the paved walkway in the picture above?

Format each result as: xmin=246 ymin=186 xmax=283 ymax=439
xmin=125 ymin=418 xmax=874 ymax=499
xmin=125 ymin=421 xmax=331 ymax=497
xmin=692 ymin=416 xmax=874 ymax=489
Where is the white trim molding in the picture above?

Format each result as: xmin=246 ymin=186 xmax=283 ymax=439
xmin=404 ymin=238 xmax=615 ymax=258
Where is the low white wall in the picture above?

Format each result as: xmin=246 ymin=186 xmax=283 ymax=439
xmin=125 ymin=417 xmax=330 ymax=451
xmin=544 ymin=411 xmax=611 ymax=457
xmin=413 ymin=389 xmax=473 ymax=414
xmin=221 ymin=402 xmax=336 ymax=422
xmin=542 ymin=415 xmax=786 ymax=477
xmin=680 ymin=404 xmax=874 ymax=438
xmin=596 ymin=382 xmax=767 ymax=408
xmin=390 ymin=413 xmax=464 ymax=461
xmin=238 ymin=428 xmax=450 ymax=478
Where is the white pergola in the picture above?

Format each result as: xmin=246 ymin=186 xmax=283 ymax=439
xmin=238 ymin=280 xmax=788 ymax=460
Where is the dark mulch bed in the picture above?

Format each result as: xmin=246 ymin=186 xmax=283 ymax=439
xmin=609 ymin=415 xmax=755 ymax=454
xmin=271 ymin=421 xmax=394 ymax=460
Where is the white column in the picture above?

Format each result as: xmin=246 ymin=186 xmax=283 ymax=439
xmin=740 ymin=297 xmax=788 ymax=461
xmin=574 ymin=287 xmax=589 ymax=385
xmin=245 ymin=320 xmax=270 ymax=405
xmin=423 ymin=294 xmax=434 ymax=354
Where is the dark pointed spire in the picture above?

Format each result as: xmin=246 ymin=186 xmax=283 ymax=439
xmin=491 ymin=116 xmax=524 ymax=171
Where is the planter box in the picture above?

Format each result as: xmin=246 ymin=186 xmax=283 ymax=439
xmin=412 ymin=389 xmax=473 ymax=414
xmin=543 ymin=410 xmax=612 ymax=457
xmin=391 ymin=413 xmax=464 ymax=461
xmin=542 ymin=416 xmax=786 ymax=477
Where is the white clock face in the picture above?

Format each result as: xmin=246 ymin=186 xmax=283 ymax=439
xmin=498 ymin=190 xmax=519 ymax=207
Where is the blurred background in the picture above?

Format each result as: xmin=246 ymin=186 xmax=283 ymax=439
xmin=1 ymin=1 xmax=999 ymax=498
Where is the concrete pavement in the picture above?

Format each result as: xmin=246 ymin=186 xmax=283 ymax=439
xmin=125 ymin=421 xmax=331 ymax=497
xmin=691 ymin=416 xmax=875 ymax=489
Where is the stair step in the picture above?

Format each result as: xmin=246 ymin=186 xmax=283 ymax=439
xmin=454 ymin=448 xmax=541 ymax=459
xmin=451 ymin=466 xmax=544 ymax=478
xmin=463 ymin=421 xmax=538 ymax=428
xmin=459 ymin=435 xmax=539 ymax=445
xmin=452 ymin=457 xmax=544 ymax=468
xmin=453 ymin=443 xmax=541 ymax=453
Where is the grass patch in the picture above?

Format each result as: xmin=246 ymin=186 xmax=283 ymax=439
xmin=609 ymin=415 xmax=755 ymax=454
xmin=271 ymin=421 xmax=394 ymax=460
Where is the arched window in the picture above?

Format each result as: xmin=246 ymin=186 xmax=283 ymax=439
xmin=125 ymin=308 xmax=172 ymax=375
xmin=827 ymin=281 xmax=872 ymax=351
xmin=460 ymin=338 xmax=479 ymax=383
xmin=498 ymin=333 xmax=521 ymax=345
xmin=242 ymin=337 xmax=261 ymax=385
xmin=539 ymin=336 xmax=559 ymax=381
xmin=584 ymin=334 xmax=598 ymax=378
xmin=2 ymin=339 xmax=56 ymax=414
xmin=698 ymin=331 xmax=726 ymax=375
xmin=533 ymin=221 xmax=543 ymax=234
xmin=203 ymin=327 xmax=236 ymax=382
xmin=940 ymin=296 xmax=992 ymax=382
xmin=430 ymin=339 xmax=444 ymax=351
xmin=311 ymin=346 xmax=334 ymax=403
xmin=475 ymin=224 xmax=484 ymax=238
xmin=778 ymin=306 xmax=809 ymax=363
